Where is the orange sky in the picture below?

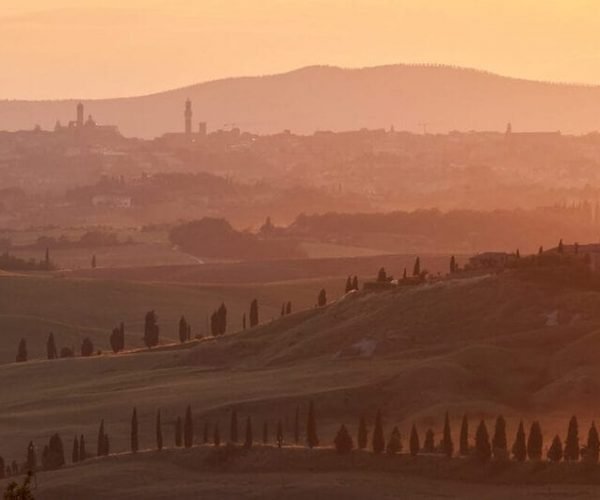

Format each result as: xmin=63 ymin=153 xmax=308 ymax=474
xmin=2 ymin=0 xmax=599 ymax=99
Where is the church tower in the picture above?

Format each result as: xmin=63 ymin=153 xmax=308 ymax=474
xmin=184 ymin=99 xmax=192 ymax=136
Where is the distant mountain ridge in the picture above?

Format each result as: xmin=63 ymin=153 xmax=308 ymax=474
xmin=3 ymin=64 xmax=600 ymax=138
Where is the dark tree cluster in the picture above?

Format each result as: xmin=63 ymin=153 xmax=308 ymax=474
xmin=110 ymin=322 xmax=125 ymax=353
xmin=211 ymin=303 xmax=227 ymax=336
xmin=280 ymin=301 xmax=292 ymax=317
xmin=144 ymin=310 xmax=160 ymax=348
xmin=345 ymin=275 xmax=359 ymax=293
xmin=178 ymin=316 xmax=192 ymax=343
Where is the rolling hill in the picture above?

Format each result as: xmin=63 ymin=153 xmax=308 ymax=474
xmin=4 ymin=65 xmax=600 ymax=137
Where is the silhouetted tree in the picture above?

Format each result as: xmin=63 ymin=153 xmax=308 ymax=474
xmin=263 ymin=421 xmax=269 ymax=444
xmin=276 ymin=419 xmax=284 ymax=448
xmin=410 ymin=424 xmax=420 ymax=456
xmin=449 ymin=255 xmax=456 ymax=274
xmin=423 ymin=429 xmax=435 ymax=453
xmin=475 ymin=420 xmax=491 ymax=462
xmin=91 ymin=254 xmax=97 ymax=269
xmin=286 ymin=301 xmax=292 ymax=315
xmin=584 ymin=422 xmax=600 ymax=464
xmin=47 ymin=332 xmax=57 ymax=360
xmin=459 ymin=414 xmax=469 ymax=456
xmin=372 ymin=410 xmax=385 ymax=454
xmin=184 ymin=405 xmax=194 ymax=448
xmin=413 ymin=257 xmax=421 ymax=276
xmin=26 ymin=441 xmax=36 ymax=471
xmin=179 ymin=316 xmax=189 ymax=343
xmin=244 ymin=417 xmax=253 ymax=449
xmin=558 ymin=239 xmax=564 ymax=253
xmin=442 ymin=412 xmax=453 ymax=458
xmin=377 ymin=267 xmax=387 ymax=282
xmin=131 ymin=407 xmax=139 ymax=453
xmin=79 ymin=435 xmax=86 ymax=461
xmin=294 ymin=406 xmax=300 ymax=444
xmin=230 ymin=409 xmax=239 ymax=443
xmin=43 ymin=434 xmax=65 ymax=469
xmin=144 ymin=310 xmax=160 ymax=348
xmin=110 ymin=323 xmax=125 ymax=354
xmin=402 ymin=268 xmax=407 ymax=280
xmin=155 ymin=410 xmax=162 ymax=451
xmin=71 ymin=436 xmax=79 ymax=464
xmin=345 ymin=276 xmax=353 ymax=293
xmin=81 ymin=337 xmax=94 ymax=357
xmin=351 ymin=276 xmax=359 ymax=291
xmin=564 ymin=416 xmax=579 ymax=462
xmin=16 ymin=338 xmax=27 ymax=363
xmin=334 ymin=425 xmax=353 ymax=454
xmin=3 ymin=472 xmax=34 ymax=500
xmin=317 ymin=289 xmax=327 ymax=307
xmin=213 ymin=423 xmax=221 ymax=447
xmin=548 ymin=435 xmax=563 ymax=462
xmin=249 ymin=299 xmax=259 ymax=328
xmin=512 ymin=420 xmax=527 ymax=462
xmin=306 ymin=400 xmax=318 ymax=448
xmin=492 ymin=415 xmax=508 ymax=460
xmin=527 ymin=421 xmax=543 ymax=461
xmin=175 ymin=417 xmax=182 ymax=447
xmin=386 ymin=426 xmax=402 ymax=455
xmin=358 ymin=416 xmax=368 ymax=450
xmin=97 ymin=420 xmax=106 ymax=457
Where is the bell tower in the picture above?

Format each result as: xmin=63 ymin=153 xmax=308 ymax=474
xmin=184 ymin=99 xmax=192 ymax=136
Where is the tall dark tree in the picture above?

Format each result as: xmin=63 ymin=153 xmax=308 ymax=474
xmin=156 ymin=410 xmax=163 ymax=451
xmin=81 ymin=337 xmax=94 ymax=357
xmin=386 ymin=426 xmax=402 ymax=455
xmin=306 ymin=400 xmax=319 ymax=448
xmin=527 ymin=421 xmax=543 ymax=461
xmin=449 ymin=255 xmax=456 ymax=274
xmin=442 ymin=412 xmax=454 ymax=458
xmin=558 ymin=239 xmax=564 ymax=253
xmin=286 ymin=301 xmax=292 ymax=315
xmin=358 ymin=416 xmax=368 ymax=450
xmin=43 ymin=434 xmax=65 ymax=470
xmin=410 ymin=424 xmax=420 ymax=457
xmin=512 ymin=420 xmax=527 ymax=462
xmin=263 ymin=421 xmax=269 ymax=444
xmin=184 ymin=405 xmax=194 ymax=448
xmin=213 ymin=423 xmax=221 ymax=447
xmin=423 ymin=429 xmax=435 ymax=453
xmin=230 ymin=409 xmax=239 ymax=443
xmin=459 ymin=414 xmax=469 ymax=456
xmin=175 ymin=416 xmax=182 ymax=447
xmin=244 ymin=417 xmax=253 ymax=449
xmin=131 ymin=407 xmax=139 ymax=453
xmin=47 ymin=332 xmax=57 ymax=360
xmin=294 ymin=406 xmax=300 ymax=444
xmin=16 ymin=338 xmax=27 ymax=363
xmin=144 ymin=310 xmax=160 ymax=348
xmin=475 ymin=420 xmax=491 ymax=462
xmin=564 ymin=415 xmax=580 ymax=462
xmin=276 ymin=419 xmax=284 ymax=448
xmin=317 ymin=289 xmax=327 ymax=307
xmin=413 ymin=257 xmax=421 ymax=276
xmin=26 ymin=441 xmax=36 ymax=471
xmin=91 ymin=254 xmax=97 ymax=269
xmin=402 ymin=268 xmax=407 ymax=280
xmin=345 ymin=276 xmax=353 ymax=293
xmin=334 ymin=425 xmax=353 ymax=454
xmin=110 ymin=326 xmax=123 ymax=353
xmin=71 ymin=436 xmax=79 ymax=464
xmin=372 ymin=410 xmax=385 ymax=454
xmin=97 ymin=420 xmax=106 ymax=457
xmin=377 ymin=267 xmax=387 ymax=282
xmin=585 ymin=422 xmax=600 ymax=464
xmin=79 ymin=435 xmax=86 ymax=461
xmin=548 ymin=435 xmax=563 ymax=462
xmin=249 ymin=299 xmax=259 ymax=328
xmin=178 ymin=316 xmax=189 ymax=343
xmin=351 ymin=276 xmax=359 ymax=291
xmin=492 ymin=415 xmax=508 ymax=460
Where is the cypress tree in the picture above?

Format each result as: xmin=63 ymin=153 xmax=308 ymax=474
xmin=79 ymin=435 xmax=86 ymax=461
xmin=413 ymin=257 xmax=421 ymax=276
xmin=449 ymin=255 xmax=456 ymax=274
xmin=511 ymin=420 xmax=527 ymax=462
xmin=351 ymin=276 xmax=358 ymax=291
xmin=410 ymin=424 xmax=420 ymax=457
xmin=558 ymin=239 xmax=564 ymax=253
xmin=203 ymin=422 xmax=209 ymax=444
xmin=459 ymin=414 xmax=469 ymax=456
xmin=244 ymin=417 xmax=253 ymax=449
xmin=527 ymin=421 xmax=543 ymax=461
xmin=423 ymin=429 xmax=435 ymax=453
xmin=386 ymin=426 xmax=402 ymax=455
xmin=16 ymin=338 xmax=27 ymax=363
xmin=475 ymin=420 xmax=491 ymax=462
xmin=564 ymin=416 xmax=580 ymax=462
xmin=230 ymin=409 xmax=239 ymax=443
xmin=585 ymin=422 xmax=600 ymax=464
xmin=548 ymin=435 xmax=563 ymax=462
xmin=492 ymin=415 xmax=508 ymax=460
xmin=294 ymin=406 xmax=300 ymax=444
xmin=306 ymin=400 xmax=319 ymax=448
xmin=402 ymin=268 xmax=407 ymax=280
xmin=442 ymin=412 xmax=454 ymax=458
xmin=156 ymin=410 xmax=163 ymax=451
xmin=358 ymin=416 xmax=368 ymax=450
xmin=263 ymin=421 xmax=269 ymax=444
xmin=72 ymin=436 xmax=79 ymax=463
xmin=143 ymin=310 xmax=160 ymax=348
xmin=334 ymin=424 xmax=353 ymax=454
xmin=286 ymin=301 xmax=292 ymax=315
xmin=131 ymin=407 xmax=139 ymax=453
xmin=345 ymin=276 xmax=352 ymax=293
xmin=317 ymin=289 xmax=327 ymax=307
xmin=81 ymin=337 xmax=94 ymax=357
xmin=47 ymin=332 xmax=57 ymax=360
xmin=175 ymin=416 xmax=182 ymax=447
xmin=97 ymin=420 xmax=105 ymax=457
xmin=178 ymin=316 xmax=188 ymax=343
xmin=27 ymin=441 xmax=36 ymax=471
xmin=276 ymin=419 xmax=284 ymax=448
xmin=249 ymin=299 xmax=259 ymax=328
xmin=377 ymin=267 xmax=387 ymax=282
xmin=372 ymin=410 xmax=385 ymax=454
xmin=184 ymin=405 xmax=194 ymax=448
xmin=213 ymin=423 xmax=221 ymax=447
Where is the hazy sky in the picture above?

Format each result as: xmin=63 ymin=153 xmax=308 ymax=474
xmin=2 ymin=0 xmax=600 ymax=99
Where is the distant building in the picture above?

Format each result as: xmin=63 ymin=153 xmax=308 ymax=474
xmin=92 ymin=194 xmax=132 ymax=209
xmin=468 ymin=252 xmax=514 ymax=270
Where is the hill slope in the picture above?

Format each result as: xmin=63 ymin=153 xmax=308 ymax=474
xmin=4 ymin=65 xmax=600 ymax=137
